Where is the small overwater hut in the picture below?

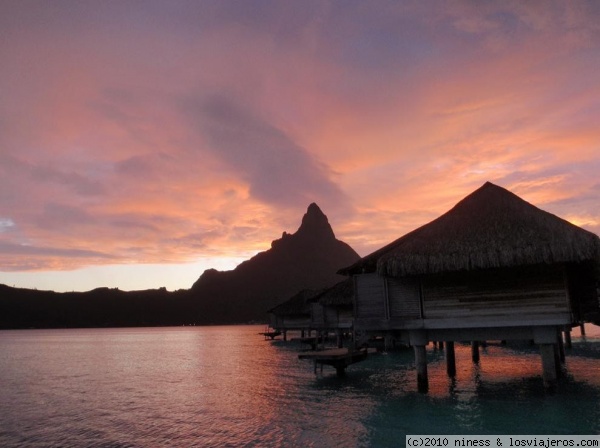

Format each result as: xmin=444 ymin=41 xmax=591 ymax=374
xmin=267 ymin=289 xmax=317 ymax=341
xmin=339 ymin=182 xmax=600 ymax=391
xmin=309 ymin=278 xmax=354 ymax=348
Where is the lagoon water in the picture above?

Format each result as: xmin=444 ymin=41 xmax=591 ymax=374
xmin=1 ymin=325 xmax=599 ymax=447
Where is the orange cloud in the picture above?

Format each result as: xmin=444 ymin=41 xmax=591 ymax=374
xmin=1 ymin=1 xmax=600 ymax=291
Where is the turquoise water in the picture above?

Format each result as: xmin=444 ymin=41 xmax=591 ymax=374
xmin=0 ymin=325 xmax=598 ymax=447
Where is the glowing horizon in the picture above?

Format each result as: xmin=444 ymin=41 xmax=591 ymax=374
xmin=2 ymin=1 xmax=600 ymax=292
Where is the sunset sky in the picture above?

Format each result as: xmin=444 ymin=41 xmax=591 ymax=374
xmin=2 ymin=1 xmax=600 ymax=292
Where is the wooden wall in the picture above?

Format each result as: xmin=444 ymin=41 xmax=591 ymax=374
xmin=354 ymin=264 xmax=573 ymax=329
xmin=354 ymin=273 xmax=386 ymax=318
xmin=311 ymin=303 xmax=324 ymax=326
xmin=324 ymin=307 xmax=338 ymax=325
xmin=354 ymin=273 xmax=421 ymax=320
xmin=337 ymin=307 xmax=353 ymax=328
xmin=566 ymin=261 xmax=600 ymax=320
xmin=282 ymin=316 xmax=311 ymax=329
xmin=311 ymin=303 xmax=353 ymax=329
xmin=269 ymin=313 xmax=281 ymax=329
xmin=421 ymin=265 xmax=569 ymax=320
xmin=387 ymin=277 xmax=421 ymax=319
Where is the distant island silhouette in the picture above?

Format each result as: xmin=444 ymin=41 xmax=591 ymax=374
xmin=0 ymin=204 xmax=359 ymax=329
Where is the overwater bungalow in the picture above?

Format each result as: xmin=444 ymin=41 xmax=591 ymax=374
xmin=309 ymin=278 xmax=354 ymax=348
xmin=267 ymin=289 xmax=317 ymax=341
xmin=339 ymin=182 xmax=600 ymax=391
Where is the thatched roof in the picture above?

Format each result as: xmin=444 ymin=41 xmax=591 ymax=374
xmin=339 ymin=182 xmax=600 ymax=277
xmin=268 ymin=288 xmax=322 ymax=316
xmin=310 ymin=278 xmax=354 ymax=306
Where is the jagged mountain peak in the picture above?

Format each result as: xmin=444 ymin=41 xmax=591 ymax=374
xmin=296 ymin=202 xmax=335 ymax=239
xmin=189 ymin=203 xmax=360 ymax=323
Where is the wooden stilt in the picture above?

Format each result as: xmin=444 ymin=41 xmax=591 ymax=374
xmin=414 ymin=345 xmax=428 ymax=393
xmin=283 ymin=330 xmax=287 ymax=342
xmin=471 ymin=341 xmax=480 ymax=363
xmin=580 ymin=323 xmax=586 ymax=336
xmin=553 ymin=343 xmax=562 ymax=377
xmin=564 ymin=327 xmax=572 ymax=349
xmin=540 ymin=343 xmax=557 ymax=391
xmin=385 ymin=334 xmax=394 ymax=351
xmin=446 ymin=341 xmax=456 ymax=377
xmin=557 ymin=329 xmax=565 ymax=364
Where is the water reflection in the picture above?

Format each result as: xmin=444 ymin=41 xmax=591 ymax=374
xmin=1 ymin=326 xmax=599 ymax=447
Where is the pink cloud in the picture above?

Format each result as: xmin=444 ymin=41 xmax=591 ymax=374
xmin=1 ymin=1 xmax=600 ymax=290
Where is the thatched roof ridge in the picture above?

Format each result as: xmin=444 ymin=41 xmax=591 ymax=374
xmin=268 ymin=288 xmax=323 ymax=316
xmin=310 ymin=278 xmax=354 ymax=306
xmin=340 ymin=182 xmax=600 ymax=277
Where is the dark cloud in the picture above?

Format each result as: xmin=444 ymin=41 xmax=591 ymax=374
xmin=34 ymin=203 xmax=96 ymax=231
xmin=183 ymin=94 xmax=347 ymax=209
xmin=0 ymin=240 xmax=115 ymax=260
xmin=0 ymin=154 xmax=105 ymax=197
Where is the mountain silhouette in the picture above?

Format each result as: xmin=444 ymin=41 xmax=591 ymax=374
xmin=0 ymin=203 xmax=359 ymax=328
xmin=190 ymin=203 xmax=360 ymax=323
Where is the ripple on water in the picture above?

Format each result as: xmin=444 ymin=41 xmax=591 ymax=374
xmin=1 ymin=327 xmax=599 ymax=447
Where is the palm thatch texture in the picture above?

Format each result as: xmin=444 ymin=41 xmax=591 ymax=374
xmin=268 ymin=288 xmax=323 ymax=317
xmin=340 ymin=182 xmax=600 ymax=277
xmin=309 ymin=278 xmax=354 ymax=306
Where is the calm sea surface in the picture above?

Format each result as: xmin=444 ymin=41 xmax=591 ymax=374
xmin=1 ymin=325 xmax=599 ymax=447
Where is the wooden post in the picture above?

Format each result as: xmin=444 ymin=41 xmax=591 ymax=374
xmin=580 ymin=323 xmax=586 ymax=336
xmin=557 ymin=329 xmax=565 ymax=364
xmin=540 ymin=343 xmax=557 ymax=391
xmin=414 ymin=345 xmax=428 ymax=393
xmin=301 ymin=329 xmax=305 ymax=338
xmin=385 ymin=334 xmax=394 ymax=352
xmin=283 ymin=330 xmax=287 ymax=342
xmin=564 ymin=327 xmax=572 ymax=349
xmin=446 ymin=341 xmax=456 ymax=377
xmin=438 ymin=341 xmax=444 ymax=350
xmin=553 ymin=343 xmax=562 ymax=377
xmin=471 ymin=341 xmax=480 ymax=363
xmin=337 ymin=329 xmax=343 ymax=348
